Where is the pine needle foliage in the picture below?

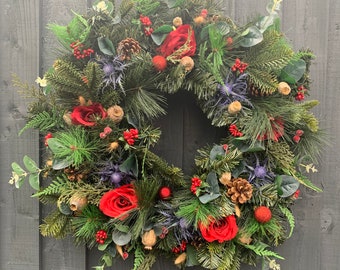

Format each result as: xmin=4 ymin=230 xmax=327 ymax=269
xmin=267 ymin=141 xmax=295 ymax=172
xmin=40 ymin=209 xmax=72 ymax=239
xmin=72 ymin=205 xmax=108 ymax=246
xmin=135 ymin=252 xmax=156 ymax=270
xmin=49 ymin=127 xmax=99 ymax=167
xmin=32 ymin=176 xmax=68 ymax=198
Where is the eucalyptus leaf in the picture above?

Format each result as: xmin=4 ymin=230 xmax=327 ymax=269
xmin=23 ymin=155 xmax=39 ymax=173
xmin=98 ymin=241 xmax=111 ymax=251
xmin=112 ymin=230 xmax=132 ymax=246
xmin=29 ymin=173 xmax=40 ymax=190
xmin=280 ymin=59 xmax=306 ymax=84
xmin=216 ymin=21 xmax=230 ymax=36
xmin=48 ymin=138 xmax=68 ymax=153
xmin=11 ymin=162 xmax=26 ymax=176
xmin=119 ymin=154 xmax=138 ymax=177
xmin=240 ymin=26 xmax=263 ymax=47
xmin=98 ymin=37 xmax=115 ymax=56
xmin=232 ymin=138 xmax=265 ymax=152
xmin=52 ymin=158 xmax=72 ymax=170
xmin=199 ymin=193 xmax=221 ymax=204
xmin=276 ymin=175 xmax=300 ymax=198
xmin=101 ymin=253 xmax=113 ymax=267
xmin=206 ymin=171 xmax=220 ymax=194
xmin=209 ymin=145 xmax=225 ymax=161
xmin=151 ymin=25 xmax=173 ymax=46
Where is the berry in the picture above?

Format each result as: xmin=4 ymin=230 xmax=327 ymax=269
xmin=152 ymin=55 xmax=167 ymax=71
xmin=295 ymin=129 xmax=304 ymax=136
xmin=95 ymin=230 xmax=108 ymax=244
xmin=293 ymin=135 xmax=301 ymax=143
xmin=254 ymin=206 xmax=272 ymax=223
xmin=44 ymin=133 xmax=53 ymax=146
xmin=159 ymin=186 xmax=172 ymax=199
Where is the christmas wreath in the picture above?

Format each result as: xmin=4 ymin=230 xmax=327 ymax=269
xmin=9 ymin=0 xmax=326 ymax=269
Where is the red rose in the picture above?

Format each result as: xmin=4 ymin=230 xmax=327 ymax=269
xmin=71 ymin=103 xmax=107 ymax=126
xmin=159 ymin=24 xmax=196 ymax=58
xmin=199 ymin=215 xmax=238 ymax=243
xmin=99 ymin=184 xmax=138 ymax=220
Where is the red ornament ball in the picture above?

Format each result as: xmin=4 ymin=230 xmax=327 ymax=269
xmin=254 ymin=206 xmax=272 ymax=223
xmin=152 ymin=55 xmax=167 ymax=71
xmin=159 ymin=186 xmax=172 ymax=200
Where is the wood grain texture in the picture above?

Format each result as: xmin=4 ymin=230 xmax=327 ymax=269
xmin=39 ymin=2 xmax=88 ymax=270
xmin=0 ymin=1 xmax=40 ymax=270
xmin=1 ymin=0 xmax=340 ymax=269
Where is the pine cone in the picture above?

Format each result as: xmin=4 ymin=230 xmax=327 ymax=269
xmin=117 ymin=38 xmax=141 ymax=60
xmin=248 ymin=83 xmax=271 ymax=97
xmin=226 ymin=177 xmax=253 ymax=204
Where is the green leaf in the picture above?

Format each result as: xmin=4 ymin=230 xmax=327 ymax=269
xmin=98 ymin=37 xmax=115 ymax=56
xmin=11 ymin=162 xmax=26 ymax=176
xmin=206 ymin=171 xmax=220 ymax=194
xmin=112 ymin=230 xmax=132 ymax=246
xmin=23 ymin=155 xmax=39 ymax=173
xmin=29 ymin=173 xmax=40 ymax=190
xmin=276 ymin=175 xmax=300 ymax=197
xmin=280 ymin=59 xmax=306 ymax=84
xmin=209 ymin=145 xmax=225 ymax=161
xmin=232 ymin=138 xmax=265 ymax=152
xmin=199 ymin=193 xmax=221 ymax=204
xmin=240 ymin=26 xmax=263 ymax=47
xmin=48 ymin=138 xmax=69 ymax=153
xmin=151 ymin=25 xmax=172 ymax=46
xmin=52 ymin=158 xmax=72 ymax=170
xmin=120 ymin=155 xmax=138 ymax=177
xmin=216 ymin=21 xmax=230 ymax=36
xmin=98 ymin=241 xmax=111 ymax=251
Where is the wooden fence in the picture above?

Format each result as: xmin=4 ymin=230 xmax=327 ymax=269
xmin=0 ymin=0 xmax=339 ymax=269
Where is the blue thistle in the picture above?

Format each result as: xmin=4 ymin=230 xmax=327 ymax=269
xmin=244 ymin=154 xmax=275 ymax=186
xmin=95 ymin=55 xmax=129 ymax=92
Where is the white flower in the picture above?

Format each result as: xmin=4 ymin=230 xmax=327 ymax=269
xmin=94 ymin=1 xmax=108 ymax=12
xmin=35 ymin=76 xmax=47 ymax=87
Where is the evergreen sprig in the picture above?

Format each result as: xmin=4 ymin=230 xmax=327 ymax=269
xmin=40 ymin=209 xmax=72 ymax=238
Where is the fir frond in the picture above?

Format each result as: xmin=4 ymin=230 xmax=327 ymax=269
xmin=19 ymin=110 xmax=66 ymax=135
xmin=197 ymin=242 xmax=226 ymax=269
xmin=243 ymin=241 xmax=284 ymax=259
xmin=133 ymin=0 xmax=160 ymax=15
xmin=32 ymin=176 xmax=68 ymax=198
xmin=279 ymin=205 xmax=295 ymax=238
xmin=249 ymin=184 xmax=279 ymax=207
xmin=292 ymin=172 xmax=322 ymax=192
xmin=40 ymin=209 xmax=72 ymax=238
xmin=132 ymin=244 xmax=146 ymax=270
xmin=216 ymin=242 xmax=238 ymax=270
xmin=267 ymin=141 xmax=295 ymax=172
xmin=136 ymin=252 xmax=156 ymax=270
xmin=83 ymin=61 xmax=105 ymax=94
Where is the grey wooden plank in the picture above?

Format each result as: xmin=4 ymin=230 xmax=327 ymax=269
xmin=0 ymin=1 xmax=40 ymax=270
xmin=39 ymin=1 xmax=88 ymax=270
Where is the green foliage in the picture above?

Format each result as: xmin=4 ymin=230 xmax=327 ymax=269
xmin=72 ymin=205 xmax=108 ymax=246
xmin=267 ymin=141 xmax=295 ymax=172
xmin=48 ymin=12 xmax=90 ymax=49
xmin=249 ymin=184 xmax=279 ymax=207
xmin=48 ymin=127 xmax=99 ymax=168
xmin=32 ymin=176 xmax=68 ymax=198
xmin=279 ymin=205 xmax=295 ymax=238
xmin=133 ymin=244 xmax=146 ymax=270
xmin=19 ymin=110 xmax=65 ymax=135
xmin=133 ymin=0 xmax=160 ymax=15
xmin=40 ymin=209 xmax=72 ymax=238
xmin=244 ymin=30 xmax=294 ymax=94
xmin=135 ymin=252 xmax=156 ymax=270
xmin=243 ymin=241 xmax=284 ymax=259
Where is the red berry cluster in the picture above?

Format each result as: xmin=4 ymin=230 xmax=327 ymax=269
xmin=190 ymin=177 xmax=202 ymax=194
xmin=123 ymin=128 xmax=139 ymax=145
xmin=159 ymin=227 xmax=169 ymax=239
xmin=231 ymin=58 xmax=248 ymax=73
xmin=100 ymin=126 xmax=113 ymax=139
xmin=44 ymin=133 xmax=53 ymax=146
xmin=172 ymin=240 xmax=187 ymax=254
xmin=70 ymin=41 xmax=94 ymax=59
xmin=295 ymin=85 xmax=307 ymax=101
xmin=140 ymin=15 xmax=154 ymax=36
xmin=293 ymin=129 xmax=304 ymax=143
xmin=95 ymin=230 xmax=108 ymax=244
xmin=229 ymin=124 xmax=243 ymax=137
